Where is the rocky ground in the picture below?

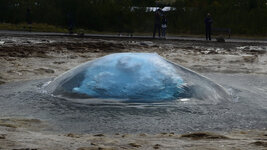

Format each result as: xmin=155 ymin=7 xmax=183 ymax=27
xmin=0 ymin=118 xmax=267 ymax=150
xmin=0 ymin=36 xmax=267 ymax=83
xmin=0 ymin=35 xmax=267 ymax=149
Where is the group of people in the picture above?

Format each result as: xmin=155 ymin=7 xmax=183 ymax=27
xmin=153 ymin=9 xmax=167 ymax=39
xmin=26 ymin=7 xmax=213 ymax=40
xmin=153 ymin=9 xmax=213 ymax=41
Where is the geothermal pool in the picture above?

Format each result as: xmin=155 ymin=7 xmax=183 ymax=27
xmin=0 ymin=53 xmax=267 ymax=134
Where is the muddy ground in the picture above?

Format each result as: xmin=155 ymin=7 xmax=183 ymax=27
xmin=0 ymin=35 xmax=267 ymax=150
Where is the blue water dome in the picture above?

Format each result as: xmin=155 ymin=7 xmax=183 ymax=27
xmin=44 ymin=53 xmax=230 ymax=103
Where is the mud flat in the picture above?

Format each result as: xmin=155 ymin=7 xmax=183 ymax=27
xmin=0 ymin=35 xmax=267 ymax=149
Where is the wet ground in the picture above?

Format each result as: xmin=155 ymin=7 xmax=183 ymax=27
xmin=0 ymin=34 xmax=267 ymax=149
xmin=0 ymin=72 xmax=267 ymax=134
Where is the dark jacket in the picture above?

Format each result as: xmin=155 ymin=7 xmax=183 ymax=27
xmin=205 ymin=16 xmax=212 ymax=27
xmin=162 ymin=16 xmax=167 ymax=25
xmin=154 ymin=9 xmax=162 ymax=25
xmin=26 ymin=9 xmax=32 ymax=24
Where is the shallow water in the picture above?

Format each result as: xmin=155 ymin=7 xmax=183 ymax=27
xmin=0 ymin=73 xmax=267 ymax=134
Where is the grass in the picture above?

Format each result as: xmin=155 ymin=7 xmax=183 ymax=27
xmin=0 ymin=23 xmax=125 ymax=35
xmin=0 ymin=23 xmax=68 ymax=33
xmin=0 ymin=23 xmax=265 ymax=40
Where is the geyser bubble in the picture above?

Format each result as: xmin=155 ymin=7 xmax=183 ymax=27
xmin=71 ymin=53 xmax=185 ymax=101
xmin=44 ymin=53 xmax=231 ymax=103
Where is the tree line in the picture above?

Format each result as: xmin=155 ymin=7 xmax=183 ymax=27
xmin=0 ymin=0 xmax=266 ymax=36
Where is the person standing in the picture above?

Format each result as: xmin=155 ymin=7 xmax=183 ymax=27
xmin=26 ymin=8 xmax=32 ymax=32
xmin=205 ymin=13 xmax=212 ymax=40
xmin=153 ymin=9 xmax=162 ymax=38
xmin=67 ymin=12 xmax=74 ymax=34
xmin=161 ymin=14 xmax=167 ymax=38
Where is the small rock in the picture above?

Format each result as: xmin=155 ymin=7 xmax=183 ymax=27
xmin=160 ymin=132 xmax=168 ymax=135
xmin=216 ymin=36 xmax=225 ymax=42
xmin=121 ymin=134 xmax=128 ymax=138
xmin=169 ymin=132 xmax=175 ymax=136
xmin=0 ymin=134 xmax=6 ymax=139
xmin=252 ymin=141 xmax=267 ymax=147
xmin=98 ymin=146 xmax=115 ymax=150
xmin=169 ymin=133 xmax=175 ymax=137
xmin=69 ymin=55 xmax=78 ymax=59
xmin=77 ymin=146 xmax=114 ymax=150
xmin=41 ymin=39 xmax=49 ymax=42
xmin=140 ymin=41 xmax=154 ymax=47
xmin=139 ymin=133 xmax=147 ymax=137
xmin=180 ymin=132 xmax=229 ymax=140
xmin=119 ymin=146 xmax=128 ymax=149
xmin=6 ymin=57 xmax=16 ymax=61
xmin=35 ymin=68 xmax=55 ymax=74
xmin=53 ymin=61 xmax=65 ymax=64
xmin=0 ymin=80 xmax=6 ymax=85
xmin=91 ymin=142 xmax=97 ymax=146
xmin=12 ymin=148 xmax=37 ymax=150
xmin=94 ymin=134 xmax=104 ymax=137
xmin=23 ymin=41 xmax=32 ymax=44
xmin=66 ymin=133 xmax=76 ymax=138
xmin=94 ymin=49 xmax=100 ymax=52
xmin=76 ymin=148 xmax=94 ymax=150
xmin=129 ymin=143 xmax=141 ymax=148
xmin=153 ymin=144 xmax=161 ymax=149
xmin=243 ymin=55 xmax=257 ymax=63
